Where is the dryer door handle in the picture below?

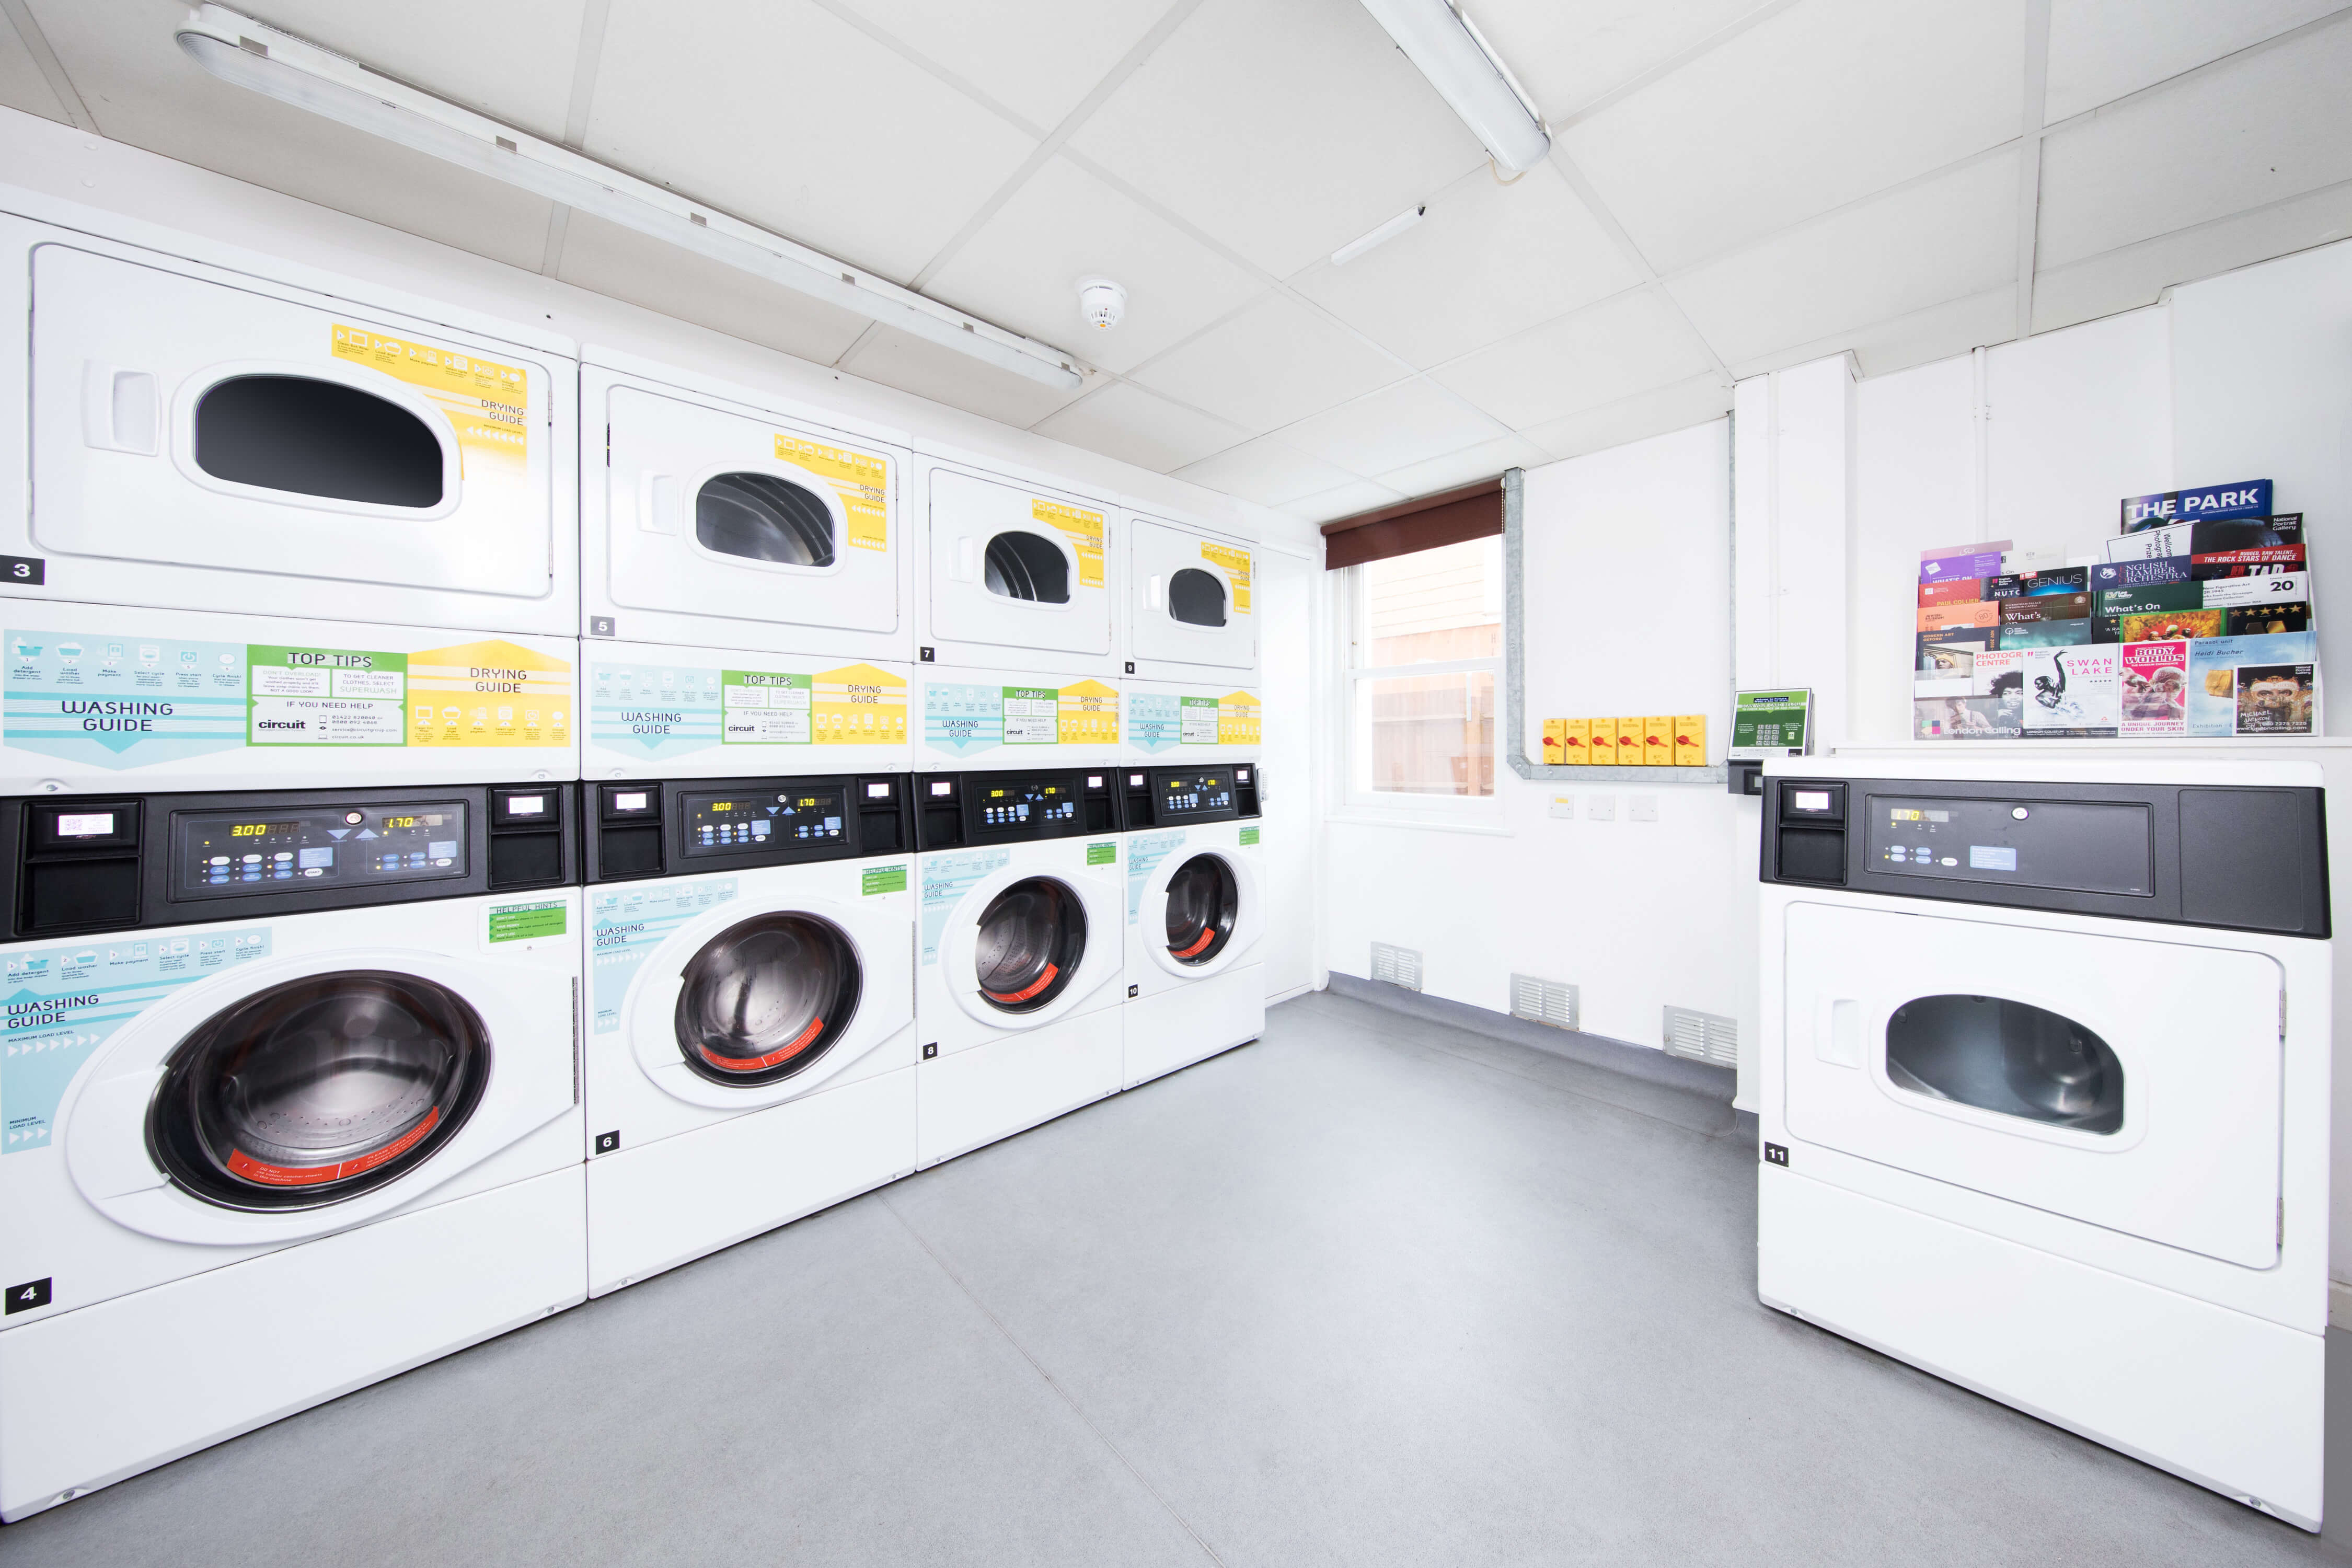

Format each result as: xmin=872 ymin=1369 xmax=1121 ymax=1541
xmin=1814 ymin=995 xmax=1861 ymax=1068
xmin=1146 ymin=573 xmax=1165 ymax=612
xmin=81 ymin=363 xmax=159 ymax=455
xmin=952 ymin=535 xmax=978 ymax=583
xmin=637 ymin=472 xmax=678 ymax=534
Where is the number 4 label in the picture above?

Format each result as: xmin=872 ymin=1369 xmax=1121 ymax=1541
xmin=5 ymin=1277 xmax=52 ymax=1314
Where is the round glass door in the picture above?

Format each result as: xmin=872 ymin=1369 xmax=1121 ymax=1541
xmin=674 ymin=913 xmax=862 ymax=1086
xmin=1885 ymin=994 xmax=2123 ymax=1134
xmin=974 ymin=878 xmax=1086 ymax=1012
xmin=148 ymin=972 xmax=488 ymax=1211
xmin=1167 ymin=567 xmax=1227 ymax=627
xmin=695 ymin=472 xmax=837 ymax=567
xmin=1163 ymin=854 xmax=1238 ymax=965
xmin=984 ymin=533 xmax=1070 ymax=604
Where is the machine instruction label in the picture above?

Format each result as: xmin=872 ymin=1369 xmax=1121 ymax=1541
xmin=1127 ymin=688 xmax=1260 ymax=752
xmin=923 ymin=679 xmax=1119 ymax=758
xmin=1201 ymin=541 xmax=1252 ymax=614
xmin=862 ymin=864 xmax=908 ymax=896
xmin=331 ymin=323 xmax=530 ymax=475
xmin=1031 ymin=499 xmax=1104 ymax=589
xmin=589 ymin=877 xmax=737 ymax=1034
xmin=591 ymin=660 xmax=906 ymax=760
xmin=2 ymin=928 xmax=273 ymax=1154
xmin=918 ymin=849 xmax=1009 ymax=966
xmin=487 ymin=900 xmax=568 ymax=943
xmin=1126 ymin=829 xmax=1186 ymax=926
xmin=775 ymin=433 xmax=891 ymax=554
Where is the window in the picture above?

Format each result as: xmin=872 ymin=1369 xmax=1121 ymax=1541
xmin=1344 ymin=535 xmax=1501 ymax=804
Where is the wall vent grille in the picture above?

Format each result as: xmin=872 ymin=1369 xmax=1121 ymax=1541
xmin=1369 ymin=941 xmax=1422 ymax=990
xmin=1509 ymin=974 xmax=1579 ymax=1030
xmin=1662 ymin=1005 xmax=1738 ymax=1068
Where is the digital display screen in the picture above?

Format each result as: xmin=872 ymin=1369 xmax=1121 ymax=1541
xmin=1864 ymin=793 xmax=2151 ymax=896
xmin=56 ymin=812 xmax=115 ymax=837
xmin=1155 ymin=770 xmax=1237 ymax=823
xmin=172 ymin=803 xmax=467 ymax=898
xmin=505 ymin=794 xmax=547 ymax=816
xmin=680 ymin=788 xmax=846 ymax=856
xmin=976 ymin=779 xmax=1079 ymax=832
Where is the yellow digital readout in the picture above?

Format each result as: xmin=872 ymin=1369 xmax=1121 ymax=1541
xmin=231 ymin=824 xmax=266 ymax=837
xmin=710 ymin=802 xmax=734 ymax=812
xmin=1890 ymin=809 xmax=1923 ymax=821
xmin=384 ymin=816 xmax=420 ymax=829
xmin=798 ymin=798 xmax=819 ymax=808
xmin=990 ymin=789 xmax=1006 ymax=798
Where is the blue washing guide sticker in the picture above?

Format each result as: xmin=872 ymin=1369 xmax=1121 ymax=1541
xmin=1127 ymin=692 xmax=1181 ymax=754
xmin=2 ymin=928 xmax=272 ymax=1152
xmin=589 ymin=662 xmax=724 ymax=760
xmin=923 ymin=683 xmax=1004 ymax=756
xmin=5 ymin=631 xmax=249 ymax=768
xmin=919 ymin=849 xmax=1010 ymax=965
xmin=1126 ymin=829 xmax=1186 ymax=925
xmin=1968 ymin=846 xmax=2017 ymax=871
xmin=590 ymin=877 xmax=737 ymax=1032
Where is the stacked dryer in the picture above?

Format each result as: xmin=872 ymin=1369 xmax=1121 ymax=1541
xmin=0 ymin=211 xmax=585 ymax=1518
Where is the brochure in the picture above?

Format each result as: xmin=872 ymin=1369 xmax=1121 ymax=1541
xmin=1986 ymin=567 xmax=2090 ymax=599
xmin=2201 ymin=571 xmax=2309 ymax=608
xmin=2089 ymin=557 xmax=2196 ymax=592
xmin=2020 ymin=645 xmax=2120 ymax=735
xmin=1914 ymin=697 xmax=2019 ymax=740
xmin=1996 ymin=619 xmax=2093 ymax=650
xmin=2107 ymin=514 xmax=2301 ymax=562
xmin=2192 ymin=545 xmax=2304 ymax=579
xmin=2185 ymin=631 xmax=2318 ymax=735
xmin=2096 ymin=581 xmax=2204 ymax=617
xmin=1921 ymin=548 xmax=2003 ymax=583
xmin=1918 ymin=602 xmax=2000 ymax=635
xmin=2117 ymin=607 xmax=2223 ymax=643
xmin=2000 ymin=593 xmax=2091 ymax=624
xmin=2120 ymin=480 xmax=2272 ymax=532
xmin=2226 ymin=604 xmax=2310 ymax=636
xmin=1917 ymin=577 xmax=1986 ymax=606
xmin=2117 ymin=641 xmax=2188 ymax=737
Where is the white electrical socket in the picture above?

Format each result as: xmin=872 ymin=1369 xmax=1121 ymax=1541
xmin=1548 ymin=793 xmax=1575 ymax=819
xmin=1586 ymin=794 xmax=1616 ymax=822
xmin=1629 ymin=795 xmax=1658 ymax=822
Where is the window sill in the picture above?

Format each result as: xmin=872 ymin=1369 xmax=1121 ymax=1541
xmin=1325 ymin=811 xmax=1516 ymax=839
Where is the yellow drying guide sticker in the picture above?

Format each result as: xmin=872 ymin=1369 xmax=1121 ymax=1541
xmin=1217 ymin=691 xmax=1262 ymax=747
xmin=1058 ymin=679 xmax=1119 ymax=745
xmin=813 ymin=662 xmax=909 ymax=745
xmin=776 ymin=435 xmax=891 ymax=553
xmin=331 ymin=325 xmax=528 ymax=475
xmin=1033 ymin=500 xmax=1105 ymax=589
xmin=409 ymin=640 xmax=573 ymax=750
xmin=1201 ymin=541 xmax=1252 ymax=614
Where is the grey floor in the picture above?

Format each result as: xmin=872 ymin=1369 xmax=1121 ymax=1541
xmin=4 ymin=990 xmax=2340 ymax=1566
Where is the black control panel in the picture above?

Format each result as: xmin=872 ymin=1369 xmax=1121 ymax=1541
xmin=1119 ymin=764 xmax=1262 ymax=829
xmin=0 ymin=783 xmax=578 ymax=940
xmin=915 ymin=768 xmax=1117 ymax=850
xmin=585 ymin=774 xmax=910 ymax=883
xmin=1759 ymin=773 xmax=2328 ymax=937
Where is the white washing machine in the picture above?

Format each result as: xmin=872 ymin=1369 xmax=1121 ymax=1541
xmin=916 ymin=455 xmax=1118 ymax=677
xmin=1119 ymin=765 xmax=1266 ymax=1089
xmin=1757 ymin=756 xmax=2332 ymax=1531
xmin=582 ymin=772 xmax=915 ymax=1296
xmin=0 ymin=781 xmax=584 ymax=1520
xmin=583 ymin=350 xmax=913 ymax=662
xmin=916 ymin=666 xmax=1121 ymax=774
xmin=1 ymin=602 xmax=577 ymax=795
xmin=0 ymin=212 xmax=576 ymax=636
xmin=913 ymin=767 xmax=1125 ymax=1166
xmin=583 ymin=641 xmax=911 ymax=782
xmin=1124 ymin=511 xmax=1256 ymax=685
xmin=1122 ymin=677 xmax=1262 ymax=767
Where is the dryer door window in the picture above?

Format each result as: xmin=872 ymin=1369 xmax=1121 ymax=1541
xmin=1166 ymin=568 xmax=1227 ymax=628
xmin=1886 ymin=994 xmax=2123 ymax=1134
xmin=974 ymin=877 xmax=1086 ymax=1012
xmin=148 ymin=971 xmax=489 ymax=1211
xmin=674 ymin=913 xmax=862 ymax=1086
xmin=194 ymin=375 xmax=446 ymax=508
xmin=985 ymin=532 xmax=1070 ymax=604
xmin=696 ymin=472 xmax=837 ymax=568
xmin=1163 ymin=854 xmax=1238 ymax=965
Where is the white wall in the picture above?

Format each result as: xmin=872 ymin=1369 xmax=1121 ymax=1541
xmin=1259 ymin=543 xmax=1320 ymax=1002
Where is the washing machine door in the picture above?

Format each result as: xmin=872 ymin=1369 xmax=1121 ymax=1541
xmin=927 ymin=468 xmax=1111 ymax=656
xmin=60 ymin=949 xmax=575 ymax=1246
xmin=602 ymin=381 xmax=901 ymax=635
xmin=627 ymin=894 xmax=914 ymax=1110
xmin=1130 ymin=517 xmax=1254 ymax=674
xmin=943 ymin=865 xmax=1122 ymax=1028
xmin=1782 ymin=901 xmax=2284 ymax=1267
xmin=1137 ymin=845 xmax=1264 ymax=981
xmin=30 ymin=244 xmax=557 ymax=604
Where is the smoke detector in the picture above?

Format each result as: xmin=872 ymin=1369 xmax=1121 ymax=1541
xmin=1076 ymin=276 xmax=1126 ymax=331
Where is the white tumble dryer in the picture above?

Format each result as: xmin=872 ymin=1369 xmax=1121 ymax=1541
xmin=582 ymin=772 xmax=916 ymax=1296
xmin=0 ymin=213 xmax=576 ymax=636
xmin=913 ymin=767 xmax=1125 ymax=1166
xmin=583 ymin=350 xmax=913 ymax=662
xmin=0 ymin=781 xmax=585 ymax=1520
xmin=1757 ymin=756 xmax=2332 ymax=1531
xmin=1118 ymin=764 xmax=1265 ymax=1089
xmin=916 ymin=455 xmax=1118 ymax=676
xmin=1124 ymin=510 xmax=1256 ymax=684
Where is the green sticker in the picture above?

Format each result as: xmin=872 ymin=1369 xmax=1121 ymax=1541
xmin=1086 ymin=841 xmax=1116 ymax=865
xmin=1239 ymin=827 xmax=1260 ymax=846
xmin=488 ymin=900 xmax=567 ymax=942
xmin=862 ymin=863 xmax=908 ymax=895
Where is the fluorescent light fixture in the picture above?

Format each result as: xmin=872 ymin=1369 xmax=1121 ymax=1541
xmin=1331 ymin=204 xmax=1426 ymax=267
xmin=1357 ymin=0 xmax=1549 ymax=174
xmin=172 ymin=5 xmax=1086 ymax=391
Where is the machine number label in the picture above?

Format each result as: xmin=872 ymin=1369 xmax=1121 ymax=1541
xmin=1763 ymin=1143 xmax=1790 ymax=1167
xmin=0 ymin=557 xmax=44 ymax=585
xmin=5 ymin=1277 xmax=51 ymax=1313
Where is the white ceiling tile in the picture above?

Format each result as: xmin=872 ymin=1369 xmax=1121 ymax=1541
xmin=1281 ymin=478 xmax=1405 ymax=526
xmin=1521 ymin=375 xmax=1730 ymax=462
xmin=1032 ymin=381 xmax=1250 ymax=473
xmin=1128 ymin=292 xmax=1405 ymax=435
xmin=1372 ymin=435 xmax=1555 ymax=501
xmin=556 ymin=211 xmax=873 ymax=367
xmin=32 ymin=0 xmax=557 ymax=271
xmin=236 ymin=0 xmax=588 ymax=141
xmin=1289 ymin=162 xmax=1642 ymax=370
xmin=1666 ymin=152 xmax=2017 ymax=368
xmin=1067 ymin=0 xmax=1484 ymax=278
xmin=1561 ymin=0 xmax=2024 ymax=273
xmin=1278 ymin=379 xmax=1510 ymax=476
xmin=833 ymin=324 xmax=1096 ymax=428
xmin=2045 ymin=0 xmax=2340 ymax=122
xmin=924 ymin=156 xmax=1266 ymax=375
xmin=1726 ymin=286 xmax=2015 ymax=381
xmin=0 ymin=9 xmax=69 ymax=125
xmin=2032 ymin=181 xmax=2352 ymax=335
xmin=1469 ymin=0 xmax=1779 ymax=120
xmin=1171 ymin=436 xmax=1361 ymax=509
xmin=829 ymin=0 xmax=1168 ymax=128
xmin=1429 ymin=287 xmax=1714 ymax=430
xmin=2036 ymin=21 xmax=2352 ymax=271
xmin=586 ymin=0 xmax=1037 ymax=283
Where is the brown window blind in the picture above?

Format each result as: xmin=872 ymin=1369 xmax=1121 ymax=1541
xmin=1319 ymin=478 xmax=1503 ymax=570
